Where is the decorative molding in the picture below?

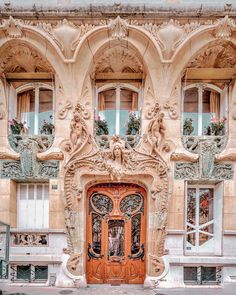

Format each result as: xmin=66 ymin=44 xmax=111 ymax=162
xmin=0 ymin=102 xmax=6 ymax=119
xmin=214 ymin=15 xmax=235 ymax=39
xmin=66 ymin=253 xmax=82 ymax=276
xmin=57 ymin=101 xmax=73 ymax=120
xmin=171 ymin=152 xmax=198 ymax=163
xmin=1 ymin=16 xmax=23 ymax=38
xmin=0 ymin=151 xmax=20 ymax=160
xmin=37 ymin=152 xmax=64 ymax=161
xmin=62 ymin=101 xmax=173 ymax=278
xmin=12 ymin=233 xmax=48 ymax=247
xmin=108 ymin=16 xmax=128 ymax=40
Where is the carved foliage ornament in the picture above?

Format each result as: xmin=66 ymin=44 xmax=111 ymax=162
xmin=1 ymin=16 xmax=23 ymax=38
xmin=57 ymin=101 xmax=73 ymax=120
xmin=214 ymin=15 xmax=235 ymax=39
xmin=108 ymin=16 xmax=128 ymax=40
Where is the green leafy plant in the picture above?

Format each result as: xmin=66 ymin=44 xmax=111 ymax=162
xmin=183 ymin=118 xmax=194 ymax=135
xmin=126 ymin=112 xmax=141 ymax=135
xmin=40 ymin=116 xmax=55 ymax=135
xmin=95 ymin=117 xmax=109 ymax=136
xmin=9 ymin=119 xmax=24 ymax=135
xmin=205 ymin=117 xmax=226 ymax=136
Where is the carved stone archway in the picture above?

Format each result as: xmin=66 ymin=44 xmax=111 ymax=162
xmin=60 ymin=99 xmax=174 ymax=286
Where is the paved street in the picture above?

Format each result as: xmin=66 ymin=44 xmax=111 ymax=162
xmin=1 ymin=284 xmax=236 ymax=295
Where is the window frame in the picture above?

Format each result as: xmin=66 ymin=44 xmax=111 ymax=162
xmin=16 ymin=82 xmax=55 ymax=135
xmin=17 ymin=183 xmax=49 ymax=229
xmin=182 ymin=83 xmax=225 ymax=136
xmin=96 ymin=83 xmax=141 ymax=136
xmin=184 ymin=183 xmax=223 ymax=256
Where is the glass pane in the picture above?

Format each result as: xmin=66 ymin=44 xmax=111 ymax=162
xmin=17 ymin=265 xmax=31 ymax=280
xmin=201 ymin=267 xmax=216 ymax=282
xmin=187 ymin=232 xmax=196 ymax=246
xmin=17 ymin=90 xmax=35 ymax=135
xmin=35 ymin=266 xmax=48 ymax=280
xmin=92 ymin=213 xmax=102 ymax=255
xmin=38 ymin=89 xmax=53 ymax=134
xmin=184 ymin=267 xmax=197 ymax=282
xmin=199 ymin=189 xmax=214 ymax=225
xmin=28 ymin=184 xmax=35 ymax=200
xmin=19 ymin=184 xmax=27 ymax=200
xmin=36 ymin=184 xmax=43 ymax=200
xmin=187 ymin=188 xmax=196 ymax=226
xmin=202 ymin=89 xmax=212 ymax=135
xmin=183 ymin=87 xmax=198 ymax=136
xmin=108 ymin=220 xmax=124 ymax=257
xmin=131 ymin=214 xmax=141 ymax=254
xmin=98 ymin=89 xmax=116 ymax=135
xmin=120 ymin=89 xmax=139 ymax=136
xmin=44 ymin=185 xmax=49 ymax=200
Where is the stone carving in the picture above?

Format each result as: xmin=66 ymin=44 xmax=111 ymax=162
xmin=0 ymin=150 xmax=20 ymax=160
xmin=18 ymin=138 xmax=38 ymax=178
xmin=62 ymin=101 xmax=171 ymax=277
xmin=1 ymin=16 xmax=23 ymax=38
xmin=0 ymin=102 xmax=6 ymax=119
xmin=163 ymin=86 xmax=179 ymax=120
xmin=0 ymin=43 xmax=53 ymax=73
xmin=187 ymin=41 xmax=236 ymax=68
xmin=171 ymin=152 xmax=198 ymax=163
xmin=37 ymin=152 xmax=64 ymax=161
xmin=199 ymin=140 xmax=216 ymax=178
xmin=175 ymin=162 xmax=233 ymax=180
xmin=66 ymin=253 xmax=82 ymax=276
xmin=57 ymin=101 xmax=73 ymax=120
xmin=108 ymin=16 xmax=128 ymax=40
xmin=93 ymin=45 xmax=143 ymax=76
xmin=214 ymin=15 xmax=235 ymax=39
xmin=150 ymin=255 xmax=165 ymax=277
xmin=216 ymin=150 xmax=236 ymax=162
xmin=12 ymin=233 xmax=48 ymax=246
xmin=141 ymin=19 xmax=200 ymax=59
xmin=0 ymin=159 xmax=59 ymax=179
xmin=8 ymin=134 xmax=54 ymax=154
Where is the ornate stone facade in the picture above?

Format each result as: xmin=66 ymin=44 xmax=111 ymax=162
xmin=0 ymin=1 xmax=236 ymax=289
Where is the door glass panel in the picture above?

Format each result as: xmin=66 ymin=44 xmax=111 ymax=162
xmin=90 ymin=194 xmax=113 ymax=215
xmin=199 ymin=189 xmax=213 ymax=225
xmin=98 ymin=89 xmax=116 ymax=135
xmin=120 ymin=194 xmax=143 ymax=215
xmin=187 ymin=188 xmax=196 ymax=226
xmin=92 ymin=213 xmax=102 ymax=254
xmin=131 ymin=214 xmax=141 ymax=254
xmin=183 ymin=87 xmax=198 ymax=135
xmin=108 ymin=220 xmax=124 ymax=257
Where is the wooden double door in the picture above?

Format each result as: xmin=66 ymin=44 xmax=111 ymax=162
xmin=86 ymin=183 xmax=146 ymax=284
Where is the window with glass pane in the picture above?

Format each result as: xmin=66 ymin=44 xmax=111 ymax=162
xmin=17 ymin=85 xmax=53 ymax=135
xmin=17 ymin=265 xmax=31 ymax=280
xmin=183 ymin=84 xmax=222 ymax=136
xmin=97 ymin=85 xmax=139 ymax=136
xmin=35 ymin=266 xmax=48 ymax=280
xmin=108 ymin=220 xmax=124 ymax=257
xmin=186 ymin=186 xmax=214 ymax=252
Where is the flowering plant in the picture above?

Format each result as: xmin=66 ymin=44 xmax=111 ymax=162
xmin=40 ymin=116 xmax=54 ymax=135
xmin=183 ymin=118 xmax=194 ymax=135
xmin=8 ymin=119 xmax=25 ymax=135
xmin=95 ymin=116 xmax=109 ymax=136
xmin=126 ymin=112 xmax=141 ymax=135
xmin=205 ymin=116 xmax=226 ymax=136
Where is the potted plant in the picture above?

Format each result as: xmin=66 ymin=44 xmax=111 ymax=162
xmin=183 ymin=118 xmax=194 ymax=135
xmin=40 ymin=116 xmax=55 ymax=135
xmin=205 ymin=117 xmax=226 ymax=136
xmin=8 ymin=119 xmax=24 ymax=135
xmin=126 ymin=112 xmax=141 ymax=135
xmin=95 ymin=116 xmax=109 ymax=136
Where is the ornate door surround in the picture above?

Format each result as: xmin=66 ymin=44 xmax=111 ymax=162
xmin=86 ymin=183 xmax=146 ymax=284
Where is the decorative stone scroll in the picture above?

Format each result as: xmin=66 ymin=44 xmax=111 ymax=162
xmin=62 ymin=100 xmax=173 ymax=278
xmin=12 ymin=233 xmax=48 ymax=246
xmin=57 ymin=101 xmax=73 ymax=120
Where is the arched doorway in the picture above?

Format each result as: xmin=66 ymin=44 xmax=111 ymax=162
xmin=86 ymin=183 xmax=146 ymax=284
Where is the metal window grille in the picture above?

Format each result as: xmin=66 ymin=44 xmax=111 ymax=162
xmin=184 ymin=266 xmax=221 ymax=285
xmin=10 ymin=264 xmax=48 ymax=282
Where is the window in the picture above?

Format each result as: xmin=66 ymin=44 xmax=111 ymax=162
xmin=183 ymin=84 xmax=227 ymax=136
xmin=185 ymin=183 xmax=223 ymax=255
xmin=184 ymin=266 xmax=221 ymax=285
xmin=8 ymin=83 xmax=54 ymax=135
xmin=96 ymin=83 xmax=140 ymax=136
xmin=11 ymin=265 xmax=48 ymax=282
xmin=17 ymin=183 xmax=49 ymax=229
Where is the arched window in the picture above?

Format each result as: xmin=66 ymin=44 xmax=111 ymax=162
xmin=183 ymin=84 xmax=227 ymax=136
xmin=15 ymin=83 xmax=54 ymax=135
xmin=96 ymin=83 xmax=140 ymax=136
